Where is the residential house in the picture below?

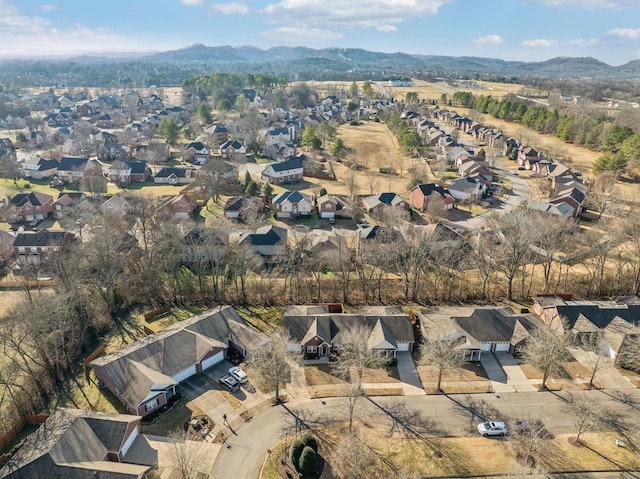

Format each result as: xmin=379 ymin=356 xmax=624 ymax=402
xmin=159 ymin=194 xmax=197 ymax=219
xmin=238 ymin=225 xmax=288 ymax=263
xmin=53 ymin=192 xmax=87 ymax=219
xmin=224 ymin=196 xmax=251 ymax=219
xmin=21 ymin=157 xmax=59 ymax=179
xmin=363 ymin=192 xmax=409 ymax=214
xmin=57 ymin=157 xmax=103 ymax=184
xmin=98 ymin=143 xmax=131 ymax=162
xmin=527 ymin=200 xmax=575 ymax=219
xmin=549 ymin=186 xmax=585 ymax=218
xmin=261 ymin=157 xmax=304 ymax=184
xmin=6 ymin=192 xmax=54 ymax=221
xmin=100 ymin=195 xmax=132 ymax=216
xmin=95 ymin=114 xmax=115 ymax=128
xmin=448 ymin=177 xmax=485 ymax=201
xmin=284 ymin=304 xmax=415 ymax=359
xmin=108 ymin=160 xmax=150 ymax=184
xmin=419 ymin=306 xmax=541 ymax=361
xmin=316 ymin=194 xmax=352 ymax=219
xmin=271 ymin=191 xmax=312 ymax=219
xmin=219 ymin=140 xmax=246 ymax=160
xmin=181 ymin=227 xmax=228 ymax=264
xmin=517 ymin=146 xmax=540 ymax=169
xmin=135 ymin=143 xmax=170 ymax=162
xmin=154 ymin=167 xmax=198 ymax=185
xmin=76 ymin=100 xmax=101 ymax=116
xmin=13 ymin=230 xmax=75 ymax=265
xmin=0 ymin=408 xmax=154 ymax=479
xmin=183 ymin=141 xmax=210 ymax=165
xmin=533 ymin=296 xmax=640 ymax=360
xmin=206 ymin=123 xmax=229 ymax=143
xmin=91 ymin=306 xmax=266 ymax=416
xmin=458 ymin=161 xmax=493 ymax=185
xmin=409 ymin=184 xmax=455 ymax=211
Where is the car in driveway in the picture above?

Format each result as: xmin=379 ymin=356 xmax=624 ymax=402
xmin=477 ymin=421 xmax=507 ymax=437
xmin=229 ymin=366 xmax=248 ymax=384
xmin=219 ymin=374 xmax=240 ymax=392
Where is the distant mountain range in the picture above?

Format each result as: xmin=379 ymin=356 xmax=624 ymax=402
xmin=134 ymin=44 xmax=640 ymax=80
xmin=2 ymin=44 xmax=639 ymax=86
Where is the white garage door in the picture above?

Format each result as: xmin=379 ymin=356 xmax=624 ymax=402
xmin=320 ymin=211 xmax=335 ymax=219
xmin=201 ymin=351 xmax=224 ymax=371
xmin=173 ymin=365 xmax=197 ymax=383
xmin=397 ymin=342 xmax=410 ymax=352
xmin=495 ymin=342 xmax=510 ymax=352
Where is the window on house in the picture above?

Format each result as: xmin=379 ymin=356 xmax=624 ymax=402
xmin=306 ymin=346 xmax=317 ymax=353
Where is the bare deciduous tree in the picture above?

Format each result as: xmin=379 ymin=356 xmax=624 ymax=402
xmin=566 ymin=393 xmax=604 ymax=444
xmin=167 ymin=429 xmax=209 ymax=479
xmin=521 ymin=325 xmax=572 ymax=389
xmin=249 ymin=328 xmax=296 ymax=403
xmin=332 ymin=323 xmax=389 ymax=430
xmin=418 ymin=323 xmax=464 ymax=392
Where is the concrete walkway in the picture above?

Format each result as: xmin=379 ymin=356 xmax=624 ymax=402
xmin=569 ymin=347 xmax=636 ymax=390
xmin=286 ymin=362 xmax=309 ymax=400
xmin=494 ymin=352 xmax=537 ymax=392
xmin=396 ymin=351 xmax=426 ymax=395
xmin=480 ymin=352 xmax=514 ymax=393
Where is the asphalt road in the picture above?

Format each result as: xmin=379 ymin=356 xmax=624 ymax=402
xmin=209 ymin=389 xmax=640 ymax=479
xmin=450 ymin=167 xmax=530 ymax=231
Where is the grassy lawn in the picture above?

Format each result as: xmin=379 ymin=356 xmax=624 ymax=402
xmin=418 ymin=362 xmax=490 ymax=382
xmin=305 ymin=365 xmax=346 ymax=386
xmin=359 ymin=366 xmax=401 ymax=384
xmin=235 ymin=306 xmax=284 ymax=333
xmin=140 ymin=398 xmax=193 ymax=436
xmin=262 ymin=424 xmax=640 ymax=478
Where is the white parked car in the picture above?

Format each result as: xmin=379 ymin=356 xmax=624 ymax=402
xmin=219 ymin=374 xmax=239 ymax=392
xmin=229 ymin=366 xmax=248 ymax=384
xmin=477 ymin=421 xmax=507 ymax=437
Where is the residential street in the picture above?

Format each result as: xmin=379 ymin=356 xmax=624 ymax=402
xmin=450 ymin=167 xmax=530 ymax=230
xmin=209 ymin=389 xmax=640 ymax=479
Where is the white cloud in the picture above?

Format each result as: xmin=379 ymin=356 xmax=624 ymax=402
xmin=473 ymin=34 xmax=503 ymax=46
xmin=520 ymin=38 xmax=555 ymax=47
xmin=568 ymin=37 xmax=600 ymax=47
xmin=39 ymin=4 xmax=59 ymax=11
xmin=261 ymin=0 xmax=448 ymax=29
xmin=606 ymin=27 xmax=640 ymax=40
xmin=180 ymin=0 xmax=203 ymax=5
xmin=377 ymin=25 xmax=398 ymax=32
xmin=0 ymin=1 xmax=133 ymax=57
xmin=526 ymin=0 xmax=640 ymax=9
xmin=210 ymin=2 xmax=249 ymax=14
xmin=261 ymin=26 xmax=344 ymax=42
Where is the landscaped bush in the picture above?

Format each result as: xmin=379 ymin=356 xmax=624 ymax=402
xmin=298 ymin=446 xmax=318 ymax=476
xmin=300 ymin=433 xmax=318 ymax=453
xmin=379 ymin=167 xmax=397 ymax=175
xmin=289 ymin=438 xmax=305 ymax=466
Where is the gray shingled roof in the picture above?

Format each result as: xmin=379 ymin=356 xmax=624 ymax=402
xmin=91 ymin=307 xmax=266 ymax=409
xmin=451 ymin=308 xmax=540 ymax=344
xmin=0 ymin=408 xmax=149 ymax=479
xmin=284 ymin=306 xmax=414 ymax=348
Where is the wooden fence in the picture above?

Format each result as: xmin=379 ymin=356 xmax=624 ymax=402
xmin=0 ymin=414 xmax=49 ymax=460
xmin=303 ymin=172 xmax=336 ymax=181
xmin=143 ymin=305 xmax=171 ymax=321
xmin=83 ymin=345 xmax=106 ymax=366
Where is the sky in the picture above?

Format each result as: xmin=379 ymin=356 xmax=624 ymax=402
xmin=1 ymin=0 xmax=640 ymax=65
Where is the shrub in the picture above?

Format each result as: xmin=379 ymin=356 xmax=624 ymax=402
xmin=289 ymin=438 xmax=305 ymax=467
xmin=298 ymin=446 xmax=318 ymax=476
xmin=349 ymin=120 xmax=360 ymax=126
xmin=387 ymin=357 xmax=398 ymax=367
xmin=300 ymin=433 xmax=318 ymax=453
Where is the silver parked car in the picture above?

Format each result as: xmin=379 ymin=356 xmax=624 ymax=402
xmin=219 ymin=374 xmax=240 ymax=392
xmin=229 ymin=366 xmax=248 ymax=384
xmin=477 ymin=421 xmax=507 ymax=437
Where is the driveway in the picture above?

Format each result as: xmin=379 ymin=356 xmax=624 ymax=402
xmin=479 ymin=353 xmax=513 ymax=393
xmin=494 ymin=352 xmax=536 ymax=392
xmin=396 ymin=352 xmax=425 ymax=395
xmin=568 ymin=347 xmax=636 ymax=390
xmin=180 ymin=374 xmax=211 ymax=400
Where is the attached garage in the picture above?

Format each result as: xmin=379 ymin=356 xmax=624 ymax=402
xmin=173 ymin=365 xmax=197 ymax=383
xmin=397 ymin=342 xmax=411 ymax=352
xmin=201 ymin=350 xmax=224 ymax=371
xmin=482 ymin=342 xmax=511 ymax=352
